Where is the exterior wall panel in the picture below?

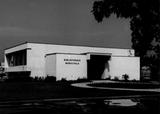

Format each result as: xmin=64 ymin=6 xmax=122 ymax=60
xmin=27 ymin=43 xmax=46 ymax=77
xmin=5 ymin=65 xmax=30 ymax=72
xmin=109 ymin=56 xmax=140 ymax=80
xmin=56 ymin=54 xmax=87 ymax=80
xmin=45 ymin=54 xmax=56 ymax=77
xmin=45 ymin=44 xmax=134 ymax=57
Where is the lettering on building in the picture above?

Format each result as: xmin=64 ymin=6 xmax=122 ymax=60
xmin=64 ymin=59 xmax=81 ymax=65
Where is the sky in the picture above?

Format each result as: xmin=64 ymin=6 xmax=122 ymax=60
xmin=0 ymin=0 xmax=132 ymax=61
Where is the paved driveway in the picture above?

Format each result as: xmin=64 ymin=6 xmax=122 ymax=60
xmin=71 ymin=80 xmax=160 ymax=93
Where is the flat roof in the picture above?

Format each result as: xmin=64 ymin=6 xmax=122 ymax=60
xmin=45 ymin=52 xmax=86 ymax=57
xmin=5 ymin=41 xmax=133 ymax=50
xmin=45 ymin=52 xmax=112 ymax=57
xmin=82 ymin=52 xmax=112 ymax=56
xmin=4 ymin=42 xmax=28 ymax=50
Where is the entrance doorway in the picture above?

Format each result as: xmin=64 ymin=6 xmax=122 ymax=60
xmin=87 ymin=54 xmax=110 ymax=80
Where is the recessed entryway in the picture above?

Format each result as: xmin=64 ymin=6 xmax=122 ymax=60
xmin=87 ymin=54 xmax=111 ymax=80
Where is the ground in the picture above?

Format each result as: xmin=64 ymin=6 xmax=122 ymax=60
xmin=0 ymin=81 xmax=159 ymax=114
xmin=0 ymin=81 xmax=159 ymax=101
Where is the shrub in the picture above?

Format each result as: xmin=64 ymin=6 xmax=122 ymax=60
xmin=5 ymin=76 xmax=33 ymax=82
xmin=31 ymin=76 xmax=45 ymax=82
xmin=44 ymin=76 xmax=56 ymax=82
xmin=113 ymin=76 xmax=119 ymax=81
xmin=76 ymin=78 xmax=89 ymax=82
xmin=5 ymin=72 xmax=32 ymax=82
xmin=60 ymin=78 xmax=67 ymax=82
xmin=122 ymin=74 xmax=129 ymax=81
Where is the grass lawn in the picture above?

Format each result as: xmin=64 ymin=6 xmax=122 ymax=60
xmin=0 ymin=81 xmax=159 ymax=102
xmin=89 ymin=81 xmax=160 ymax=89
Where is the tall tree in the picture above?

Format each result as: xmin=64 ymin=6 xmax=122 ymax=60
xmin=92 ymin=0 xmax=160 ymax=81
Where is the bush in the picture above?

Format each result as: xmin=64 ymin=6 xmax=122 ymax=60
xmin=5 ymin=76 xmax=33 ymax=82
xmin=5 ymin=72 xmax=32 ymax=82
xmin=44 ymin=76 xmax=56 ymax=82
xmin=122 ymin=74 xmax=129 ymax=81
xmin=60 ymin=78 xmax=67 ymax=82
xmin=76 ymin=78 xmax=90 ymax=82
xmin=31 ymin=76 xmax=44 ymax=82
xmin=113 ymin=76 xmax=119 ymax=81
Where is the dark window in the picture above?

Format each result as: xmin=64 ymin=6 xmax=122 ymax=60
xmin=6 ymin=49 xmax=27 ymax=66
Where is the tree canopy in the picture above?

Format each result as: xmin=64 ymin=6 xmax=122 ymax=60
xmin=92 ymin=0 xmax=160 ymax=80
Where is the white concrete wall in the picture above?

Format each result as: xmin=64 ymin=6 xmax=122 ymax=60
xmin=45 ymin=54 xmax=56 ymax=77
xmin=5 ymin=42 xmax=138 ymax=80
xmin=56 ymin=54 xmax=87 ymax=80
xmin=44 ymin=43 xmax=135 ymax=57
xmin=109 ymin=56 xmax=140 ymax=80
xmin=5 ymin=66 xmax=29 ymax=72
xmin=27 ymin=43 xmax=46 ymax=77
xmin=26 ymin=43 xmax=135 ymax=78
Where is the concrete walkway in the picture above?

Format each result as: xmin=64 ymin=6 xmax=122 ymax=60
xmin=71 ymin=80 xmax=160 ymax=93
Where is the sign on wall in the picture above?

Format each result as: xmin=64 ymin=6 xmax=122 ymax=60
xmin=64 ymin=59 xmax=81 ymax=65
xmin=57 ymin=54 xmax=87 ymax=80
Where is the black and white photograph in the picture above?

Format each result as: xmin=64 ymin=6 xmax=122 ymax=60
xmin=0 ymin=0 xmax=159 ymax=114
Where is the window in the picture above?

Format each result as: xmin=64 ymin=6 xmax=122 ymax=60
xmin=6 ymin=49 xmax=27 ymax=66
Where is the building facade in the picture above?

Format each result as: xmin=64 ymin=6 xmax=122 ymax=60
xmin=4 ymin=42 xmax=140 ymax=80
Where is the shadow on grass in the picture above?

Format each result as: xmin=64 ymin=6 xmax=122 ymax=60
xmin=0 ymin=81 xmax=159 ymax=102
